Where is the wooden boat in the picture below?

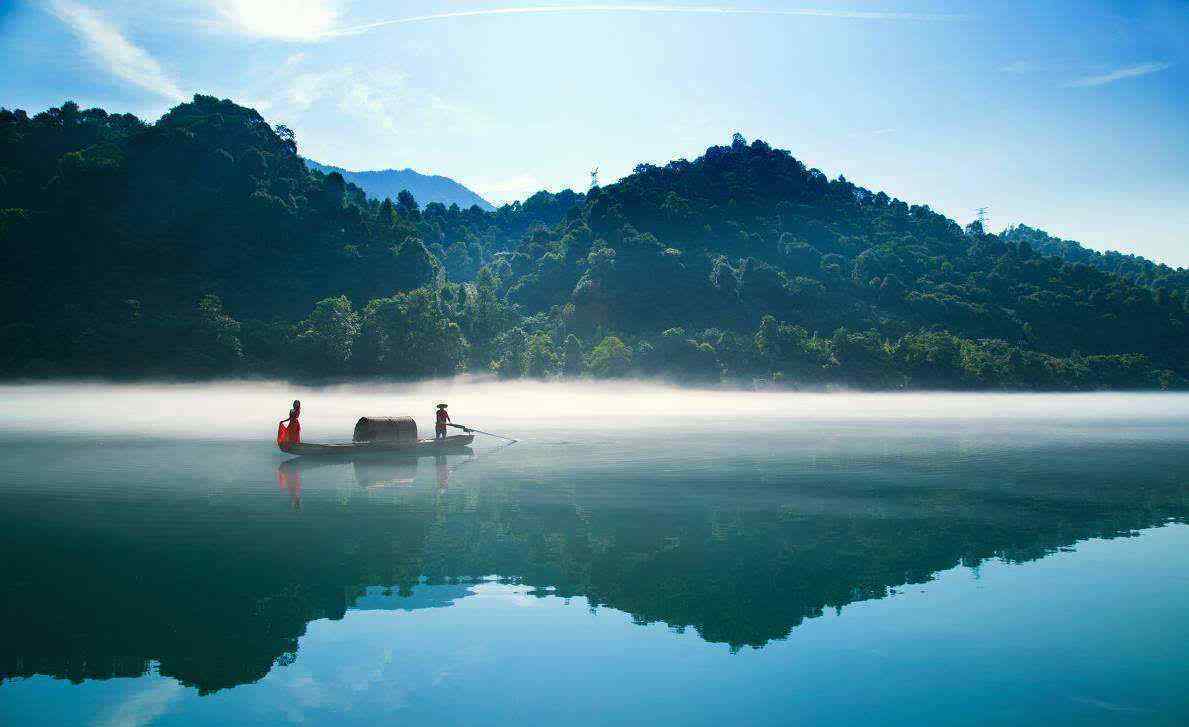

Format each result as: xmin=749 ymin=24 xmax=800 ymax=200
xmin=284 ymin=434 xmax=474 ymax=457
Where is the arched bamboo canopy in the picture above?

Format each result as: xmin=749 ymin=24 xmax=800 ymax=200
xmin=352 ymin=416 xmax=418 ymax=444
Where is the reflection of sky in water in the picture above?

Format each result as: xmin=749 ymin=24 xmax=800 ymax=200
xmin=5 ymin=528 xmax=1188 ymax=726
xmin=0 ymin=384 xmax=1187 ymax=724
xmin=350 ymin=582 xmax=474 ymax=612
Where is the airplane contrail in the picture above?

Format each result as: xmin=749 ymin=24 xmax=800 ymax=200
xmin=326 ymin=4 xmax=962 ymax=38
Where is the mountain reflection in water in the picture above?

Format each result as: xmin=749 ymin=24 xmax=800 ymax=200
xmin=0 ymin=417 xmax=1186 ymax=697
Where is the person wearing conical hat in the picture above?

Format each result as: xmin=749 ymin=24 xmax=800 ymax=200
xmin=435 ymin=402 xmax=450 ymax=440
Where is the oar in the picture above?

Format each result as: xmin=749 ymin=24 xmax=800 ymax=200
xmin=447 ymin=422 xmax=517 ymax=443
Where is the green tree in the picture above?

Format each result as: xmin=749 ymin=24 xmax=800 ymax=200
xmin=390 ymin=238 xmax=442 ymax=292
xmin=458 ymin=279 xmax=517 ymax=370
xmin=562 ymin=334 xmax=585 ymax=377
xmin=588 ymin=336 xmax=632 ymax=378
xmin=524 ymin=332 xmax=560 ymax=378
xmin=195 ymin=294 xmax=243 ymax=369
xmin=755 ymin=316 xmax=829 ymax=383
xmin=357 ymin=289 xmax=465 ymax=378
xmin=829 ymin=327 xmax=893 ymax=387
xmin=493 ymin=328 xmax=528 ymax=378
xmin=292 ymin=295 xmax=359 ymax=375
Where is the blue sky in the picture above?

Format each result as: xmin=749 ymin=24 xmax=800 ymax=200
xmin=2 ymin=1 xmax=1187 ymax=265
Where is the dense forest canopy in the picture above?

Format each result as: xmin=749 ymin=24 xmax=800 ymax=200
xmin=1 ymin=95 xmax=1186 ymax=388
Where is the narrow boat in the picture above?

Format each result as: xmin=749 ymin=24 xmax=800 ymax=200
xmin=284 ymin=435 xmax=474 ymax=457
xmin=279 ymin=415 xmax=474 ymax=458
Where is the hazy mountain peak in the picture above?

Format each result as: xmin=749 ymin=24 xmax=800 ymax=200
xmin=305 ymin=159 xmax=494 ymax=211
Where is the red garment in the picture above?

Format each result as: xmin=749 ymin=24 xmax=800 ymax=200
xmin=276 ymin=417 xmax=301 ymax=451
xmin=436 ymin=409 xmax=450 ymax=424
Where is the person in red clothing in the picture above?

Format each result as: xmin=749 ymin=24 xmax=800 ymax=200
xmin=277 ymin=400 xmax=301 ymax=450
xmin=435 ymin=402 xmax=450 ymax=440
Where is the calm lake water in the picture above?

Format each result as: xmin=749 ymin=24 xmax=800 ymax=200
xmin=2 ymin=383 xmax=1188 ymax=725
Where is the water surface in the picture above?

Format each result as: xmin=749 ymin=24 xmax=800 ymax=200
xmin=1 ymin=384 xmax=1187 ymax=725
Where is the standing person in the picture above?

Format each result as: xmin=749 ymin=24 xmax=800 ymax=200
xmin=435 ymin=403 xmax=450 ymax=440
xmin=278 ymin=400 xmax=301 ymax=451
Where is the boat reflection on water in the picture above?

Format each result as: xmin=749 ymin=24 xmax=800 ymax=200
xmin=276 ymin=450 xmax=474 ymax=506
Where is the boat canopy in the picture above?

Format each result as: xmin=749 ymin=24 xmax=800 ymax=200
xmin=353 ymin=416 xmax=418 ymax=444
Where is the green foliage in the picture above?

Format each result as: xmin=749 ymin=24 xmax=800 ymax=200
xmin=588 ymin=336 xmax=633 ymax=378
xmin=389 ymin=238 xmax=442 ymax=292
xmin=357 ymin=289 xmax=464 ymax=378
xmin=456 ymin=279 xmax=517 ymax=371
xmin=195 ymin=295 xmax=243 ymax=370
xmin=292 ymin=296 xmax=359 ymax=375
xmin=562 ymin=334 xmax=585 ymax=377
xmin=755 ymin=316 xmax=831 ymax=383
xmin=0 ymin=100 xmax=1183 ymax=389
xmin=492 ymin=328 xmax=527 ymax=378
xmin=638 ymin=327 xmax=719 ymax=381
xmin=524 ymin=332 xmax=560 ymax=378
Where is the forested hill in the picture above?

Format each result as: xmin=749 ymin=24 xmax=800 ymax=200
xmin=1001 ymin=224 xmax=1189 ymax=291
xmin=304 ymin=159 xmax=494 ymax=211
xmin=1 ymin=96 xmax=1186 ymax=389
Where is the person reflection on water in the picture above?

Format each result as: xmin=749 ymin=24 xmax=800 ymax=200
xmin=435 ymin=402 xmax=450 ymax=441
xmin=276 ymin=460 xmax=302 ymax=511
xmin=435 ymin=455 xmax=450 ymax=491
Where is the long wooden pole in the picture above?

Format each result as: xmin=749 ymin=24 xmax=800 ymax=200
xmin=447 ymin=422 xmax=517 ymax=442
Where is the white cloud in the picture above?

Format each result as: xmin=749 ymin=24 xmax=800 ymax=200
xmin=280 ymin=67 xmax=412 ymax=129
xmin=204 ymin=3 xmax=960 ymax=42
xmin=337 ymin=71 xmax=407 ymax=136
xmin=95 ymin=678 xmax=185 ymax=727
xmin=1067 ymin=62 xmax=1172 ymax=87
xmin=49 ymin=0 xmax=185 ymax=101
xmin=284 ymin=69 xmax=340 ymax=109
xmin=266 ymin=66 xmax=485 ymax=167
xmin=214 ymin=0 xmax=340 ymax=41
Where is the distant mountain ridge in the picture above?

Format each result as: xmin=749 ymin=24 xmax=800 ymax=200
xmin=305 ymin=159 xmax=494 ymax=211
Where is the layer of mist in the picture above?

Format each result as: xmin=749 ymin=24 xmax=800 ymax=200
xmin=2 ymin=380 xmax=1188 ymax=442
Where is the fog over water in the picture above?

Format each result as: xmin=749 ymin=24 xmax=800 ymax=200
xmin=2 ymin=380 xmax=1188 ymax=441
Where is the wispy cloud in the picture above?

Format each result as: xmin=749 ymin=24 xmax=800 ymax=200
xmin=1066 ymin=62 xmax=1172 ymax=87
xmin=206 ymin=4 xmax=960 ymax=40
xmin=267 ymin=65 xmax=486 ymax=166
xmin=329 ymin=5 xmax=960 ymax=37
xmin=95 ymin=678 xmax=185 ymax=727
xmin=284 ymin=69 xmax=342 ymax=110
xmin=48 ymin=0 xmax=185 ymax=101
